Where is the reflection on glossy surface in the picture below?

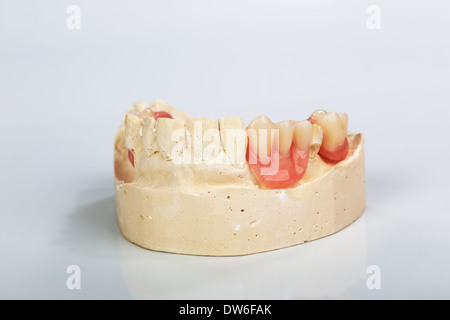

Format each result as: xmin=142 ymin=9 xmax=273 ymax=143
xmin=118 ymin=214 xmax=367 ymax=299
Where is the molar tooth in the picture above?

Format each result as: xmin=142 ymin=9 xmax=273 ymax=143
xmin=219 ymin=117 xmax=247 ymax=168
xmin=247 ymin=115 xmax=277 ymax=159
xmin=293 ymin=120 xmax=312 ymax=151
xmin=185 ymin=118 xmax=221 ymax=163
xmin=310 ymin=110 xmax=348 ymax=152
xmin=155 ymin=118 xmax=186 ymax=160
xmin=309 ymin=124 xmax=323 ymax=157
xmin=276 ymin=120 xmax=295 ymax=157
xmin=124 ymin=113 xmax=144 ymax=166
xmin=142 ymin=117 xmax=158 ymax=157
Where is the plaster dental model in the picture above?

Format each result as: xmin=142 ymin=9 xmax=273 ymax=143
xmin=114 ymin=99 xmax=365 ymax=256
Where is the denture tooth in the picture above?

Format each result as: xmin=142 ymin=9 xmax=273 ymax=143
xmin=309 ymin=124 xmax=323 ymax=157
xmin=309 ymin=110 xmax=348 ymax=152
xmin=155 ymin=118 xmax=186 ymax=160
xmin=218 ymin=117 xmax=247 ymax=168
xmin=276 ymin=120 xmax=295 ymax=157
xmin=185 ymin=118 xmax=221 ymax=163
xmin=293 ymin=120 xmax=312 ymax=151
xmin=124 ymin=113 xmax=144 ymax=166
xmin=247 ymin=115 xmax=277 ymax=159
xmin=142 ymin=117 xmax=158 ymax=157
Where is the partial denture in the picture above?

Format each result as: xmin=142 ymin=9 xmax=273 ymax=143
xmin=123 ymin=100 xmax=351 ymax=189
xmin=114 ymin=99 xmax=365 ymax=256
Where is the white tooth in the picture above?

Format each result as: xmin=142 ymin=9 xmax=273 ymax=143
xmin=315 ymin=112 xmax=348 ymax=152
xmin=185 ymin=118 xmax=221 ymax=163
xmin=293 ymin=120 xmax=312 ymax=151
xmin=124 ymin=113 xmax=144 ymax=166
xmin=309 ymin=124 xmax=323 ymax=157
xmin=155 ymin=118 xmax=186 ymax=160
xmin=219 ymin=117 xmax=247 ymax=168
xmin=247 ymin=115 xmax=277 ymax=159
xmin=276 ymin=120 xmax=294 ymax=157
xmin=149 ymin=98 xmax=192 ymax=121
xmin=142 ymin=117 xmax=158 ymax=157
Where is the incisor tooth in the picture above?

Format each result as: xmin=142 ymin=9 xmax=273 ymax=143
xmin=156 ymin=118 xmax=186 ymax=160
xmin=142 ymin=117 xmax=158 ymax=157
xmin=124 ymin=113 xmax=144 ymax=166
xmin=311 ymin=110 xmax=348 ymax=152
xmin=276 ymin=120 xmax=295 ymax=157
xmin=309 ymin=124 xmax=323 ymax=157
xmin=247 ymin=115 xmax=277 ymax=159
xmin=293 ymin=120 xmax=312 ymax=151
xmin=219 ymin=117 xmax=247 ymax=168
xmin=185 ymin=118 xmax=221 ymax=163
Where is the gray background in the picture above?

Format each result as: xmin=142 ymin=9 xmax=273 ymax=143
xmin=1 ymin=0 xmax=449 ymax=299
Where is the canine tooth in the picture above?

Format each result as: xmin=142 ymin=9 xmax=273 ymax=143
xmin=247 ymin=115 xmax=277 ymax=159
xmin=124 ymin=113 xmax=144 ymax=166
xmin=142 ymin=117 xmax=158 ymax=157
xmin=309 ymin=124 xmax=323 ymax=157
xmin=276 ymin=120 xmax=295 ymax=157
xmin=155 ymin=118 xmax=186 ymax=160
xmin=219 ymin=117 xmax=247 ymax=168
xmin=293 ymin=120 xmax=312 ymax=151
xmin=185 ymin=118 xmax=221 ymax=163
xmin=310 ymin=110 xmax=348 ymax=152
